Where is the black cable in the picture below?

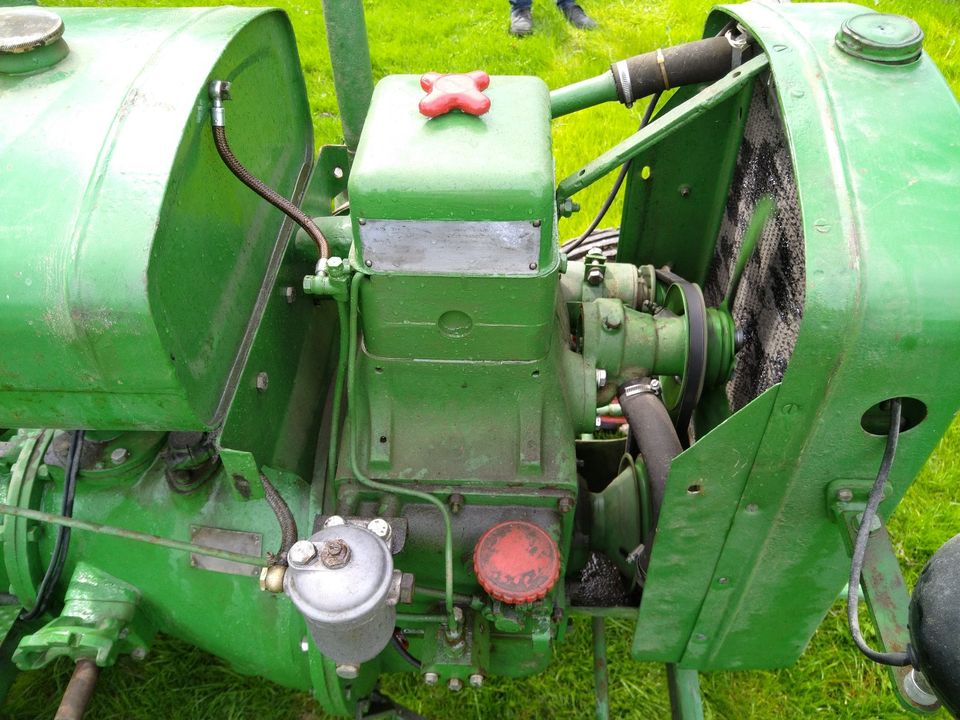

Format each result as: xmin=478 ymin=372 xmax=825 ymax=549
xmin=212 ymin=126 xmax=330 ymax=260
xmin=562 ymin=92 xmax=661 ymax=254
xmin=390 ymin=629 xmax=421 ymax=670
xmin=20 ymin=430 xmax=84 ymax=621
xmin=260 ymin=474 xmax=298 ymax=566
xmin=846 ymin=398 xmax=911 ymax=667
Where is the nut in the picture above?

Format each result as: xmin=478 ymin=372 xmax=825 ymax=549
xmin=596 ymin=369 xmax=607 ymax=389
xmin=288 ymin=540 xmax=318 ymax=566
xmin=300 ymin=636 xmax=309 ymax=652
xmin=423 ymin=672 xmax=439 ymax=686
xmin=259 ymin=564 xmax=286 ymax=593
xmin=283 ymin=286 xmax=296 ymax=304
xmin=367 ymin=518 xmax=392 ymax=541
xmin=469 ymin=673 xmax=484 ymax=689
xmin=323 ymin=515 xmax=346 ymax=528
xmin=558 ymin=496 xmax=574 ymax=513
xmin=448 ymin=677 xmax=463 ymax=692
xmin=336 ymin=663 xmax=359 ymax=680
xmin=448 ymin=493 xmax=465 ymax=515
xmin=398 ymin=572 xmax=416 ymax=604
xmin=586 ymin=267 xmax=604 ymax=286
xmin=110 ymin=447 xmax=129 ymax=465
xmin=320 ymin=538 xmax=351 ymax=569
xmin=255 ymin=372 xmax=269 ymax=392
xmin=836 ymin=489 xmax=854 ymax=502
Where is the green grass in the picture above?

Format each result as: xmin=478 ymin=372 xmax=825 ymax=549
xmin=6 ymin=0 xmax=960 ymax=717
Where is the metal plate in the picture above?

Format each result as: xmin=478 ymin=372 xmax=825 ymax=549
xmin=189 ymin=526 xmax=262 ymax=577
xmin=358 ymin=219 xmax=540 ymax=275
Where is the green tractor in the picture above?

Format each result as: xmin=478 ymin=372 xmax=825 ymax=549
xmin=0 ymin=0 xmax=958 ymax=717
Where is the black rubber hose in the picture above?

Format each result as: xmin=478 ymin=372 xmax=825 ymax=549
xmin=260 ymin=474 xmax=298 ymax=566
xmin=618 ymin=380 xmax=683 ymax=578
xmin=212 ymin=126 xmax=330 ymax=260
xmin=846 ymin=398 xmax=910 ymax=667
xmin=20 ymin=430 xmax=84 ymax=621
xmin=610 ymin=36 xmax=735 ymax=107
xmin=391 ymin=629 xmax=422 ymax=670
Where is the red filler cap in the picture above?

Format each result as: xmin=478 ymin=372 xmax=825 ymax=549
xmin=473 ymin=520 xmax=560 ymax=604
xmin=418 ymin=71 xmax=491 ymax=118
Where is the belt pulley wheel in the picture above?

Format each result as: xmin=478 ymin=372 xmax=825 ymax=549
xmin=656 ymin=279 xmax=708 ymax=445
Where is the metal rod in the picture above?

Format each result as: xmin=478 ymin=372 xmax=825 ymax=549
xmin=321 ymin=0 xmax=375 ymax=151
xmin=592 ymin=616 xmax=609 ymax=720
xmin=555 ymin=54 xmax=768 ymax=202
xmin=0 ymin=504 xmax=268 ymax=567
xmin=550 ymin=73 xmax=618 ymax=118
xmin=54 ymin=658 xmax=100 ymax=720
xmin=666 ymin=664 xmax=705 ymax=720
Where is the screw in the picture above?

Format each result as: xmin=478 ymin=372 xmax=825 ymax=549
xmin=469 ymin=673 xmax=484 ymax=689
xmin=255 ymin=372 xmax=269 ymax=392
xmin=836 ymin=489 xmax=854 ymax=502
xmin=423 ymin=672 xmax=439 ymax=686
xmin=596 ymin=369 xmax=607 ymax=389
xmin=586 ymin=267 xmax=604 ymax=286
xmin=288 ymin=540 xmax=318 ymax=566
xmin=448 ymin=677 xmax=463 ymax=692
xmin=558 ymin=497 xmax=574 ymax=513
xmin=300 ymin=637 xmax=309 ymax=652
xmin=336 ymin=663 xmax=360 ymax=680
xmin=448 ymin=493 xmax=465 ymax=515
xmin=649 ymin=378 xmax=661 ymax=392
xmin=283 ymin=286 xmax=296 ymax=304
xmin=367 ymin=518 xmax=392 ymax=541
xmin=365 ymin=259 xmax=373 ymax=267
xmin=110 ymin=448 xmax=129 ymax=465
xmin=529 ymin=262 xmax=538 ymax=271
xmin=320 ymin=538 xmax=351 ymax=569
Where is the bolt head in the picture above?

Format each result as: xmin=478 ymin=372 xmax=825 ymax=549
xmin=320 ymin=538 xmax=351 ymax=569
xmin=448 ymin=493 xmax=465 ymax=515
xmin=336 ymin=663 xmax=360 ymax=680
xmin=423 ymin=672 xmax=439 ymax=686
xmin=324 ymin=515 xmax=346 ymax=528
xmin=558 ymin=497 xmax=574 ymax=513
xmin=328 ymin=256 xmax=343 ymax=268
xmin=448 ymin=677 xmax=463 ymax=692
xmin=596 ymin=368 xmax=607 ymax=389
xmin=469 ymin=673 xmax=484 ymax=688
xmin=837 ymin=489 xmax=854 ymax=502
xmin=367 ymin=518 xmax=392 ymax=541
xmin=131 ymin=647 xmax=147 ymax=661
xmin=283 ymin=286 xmax=296 ymax=304
xmin=110 ymin=447 xmax=129 ymax=465
xmin=300 ymin=637 xmax=309 ymax=652
xmin=255 ymin=372 xmax=269 ymax=392
xmin=586 ymin=267 xmax=604 ymax=286
xmin=288 ymin=540 xmax=318 ymax=566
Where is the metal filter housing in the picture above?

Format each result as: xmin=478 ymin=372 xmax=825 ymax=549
xmin=284 ymin=524 xmax=396 ymax=665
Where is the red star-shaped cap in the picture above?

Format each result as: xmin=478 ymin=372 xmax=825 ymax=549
xmin=473 ymin=520 xmax=560 ymax=604
xmin=419 ymin=71 xmax=491 ymax=118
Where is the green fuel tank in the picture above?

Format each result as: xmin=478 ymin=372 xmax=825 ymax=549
xmin=0 ymin=7 xmax=312 ymax=431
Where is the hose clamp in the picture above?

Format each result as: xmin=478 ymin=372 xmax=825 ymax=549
xmin=614 ymin=60 xmax=633 ymax=107
xmin=620 ymin=377 xmax=662 ymax=399
xmin=655 ymin=48 xmax=670 ymax=90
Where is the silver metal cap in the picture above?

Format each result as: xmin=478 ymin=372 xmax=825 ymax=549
xmin=0 ymin=7 xmax=64 ymax=54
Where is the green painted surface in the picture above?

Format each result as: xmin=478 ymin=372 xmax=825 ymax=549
xmin=0 ymin=7 xmax=312 ymax=431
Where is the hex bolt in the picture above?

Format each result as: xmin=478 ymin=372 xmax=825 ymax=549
xmin=283 ymin=286 xmax=296 ymax=304
xmin=328 ymin=256 xmax=344 ymax=269
xmin=320 ymin=538 xmax=351 ymax=569
xmin=558 ymin=496 xmax=574 ymax=514
xmin=110 ymin=448 xmax=129 ymax=465
xmin=300 ymin=637 xmax=309 ymax=653
xmin=586 ymin=267 xmax=604 ymax=286
xmin=367 ymin=518 xmax=392 ymax=541
xmin=288 ymin=540 xmax=318 ymax=566
xmin=836 ymin=488 xmax=854 ymax=502
xmin=448 ymin=677 xmax=463 ymax=692
xmin=131 ymin=647 xmax=147 ymax=661
xmin=469 ymin=673 xmax=484 ymax=689
xmin=448 ymin=493 xmax=465 ymax=515
xmin=399 ymin=572 xmax=416 ymax=604
xmin=596 ymin=369 xmax=607 ymax=389
xmin=423 ymin=672 xmax=439 ymax=686
xmin=324 ymin=515 xmax=346 ymax=528
xmin=255 ymin=372 xmax=269 ymax=393
xmin=336 ymin=663 xmax=360 ymax=680
xmin=649 ymin=378 xmax=661 ymax=393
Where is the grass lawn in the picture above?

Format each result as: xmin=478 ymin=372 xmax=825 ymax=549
xmin=5 ymin=0 xmax=960 ymax=717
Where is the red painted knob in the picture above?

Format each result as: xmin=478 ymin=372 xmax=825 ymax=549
xmin=419 ymin=70 xmax=491 ymax=118
xmin=473 ymin=520 xmax=560 ymax=604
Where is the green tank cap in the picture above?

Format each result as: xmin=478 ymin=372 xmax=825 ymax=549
xmin=0 ymin=6 xmax=68 ymax=74
xmin=836 ymin=13 xmax=923 ymax=65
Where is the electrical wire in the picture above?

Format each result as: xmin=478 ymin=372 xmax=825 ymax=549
xmin=20 ymin=430 xmax=84 ymax=621
xmin=212 ymin=126 xmax=330 ymax=259
xmin=846 ymin=398 xmax=911 ymax=667
xmin=390 ymin=629 xmax=422 ymax=670
xmin=561 ymin=92 xmax=662 ymax=255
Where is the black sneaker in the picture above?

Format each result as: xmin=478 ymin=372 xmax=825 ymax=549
xmin=509 ymin=8 xmax=533 ymax=36
xmin=561 ymin=3 xmax=598 ymax=29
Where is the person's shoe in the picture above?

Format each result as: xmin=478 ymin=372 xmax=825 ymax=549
xmin=561 ymin=3 xmax=598 ymax=29
xmin=509 ymin=8 xmax=533 ymax=36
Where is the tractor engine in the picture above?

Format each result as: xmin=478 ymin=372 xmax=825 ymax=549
xmin=1 ymin=1 xmax=959 ymax=718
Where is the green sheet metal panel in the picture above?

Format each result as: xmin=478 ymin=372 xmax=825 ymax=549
xmin=633 ymin=1 xmax=960 ymax=670
xmin=0 ymin=7 xmax=312 ymax=431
